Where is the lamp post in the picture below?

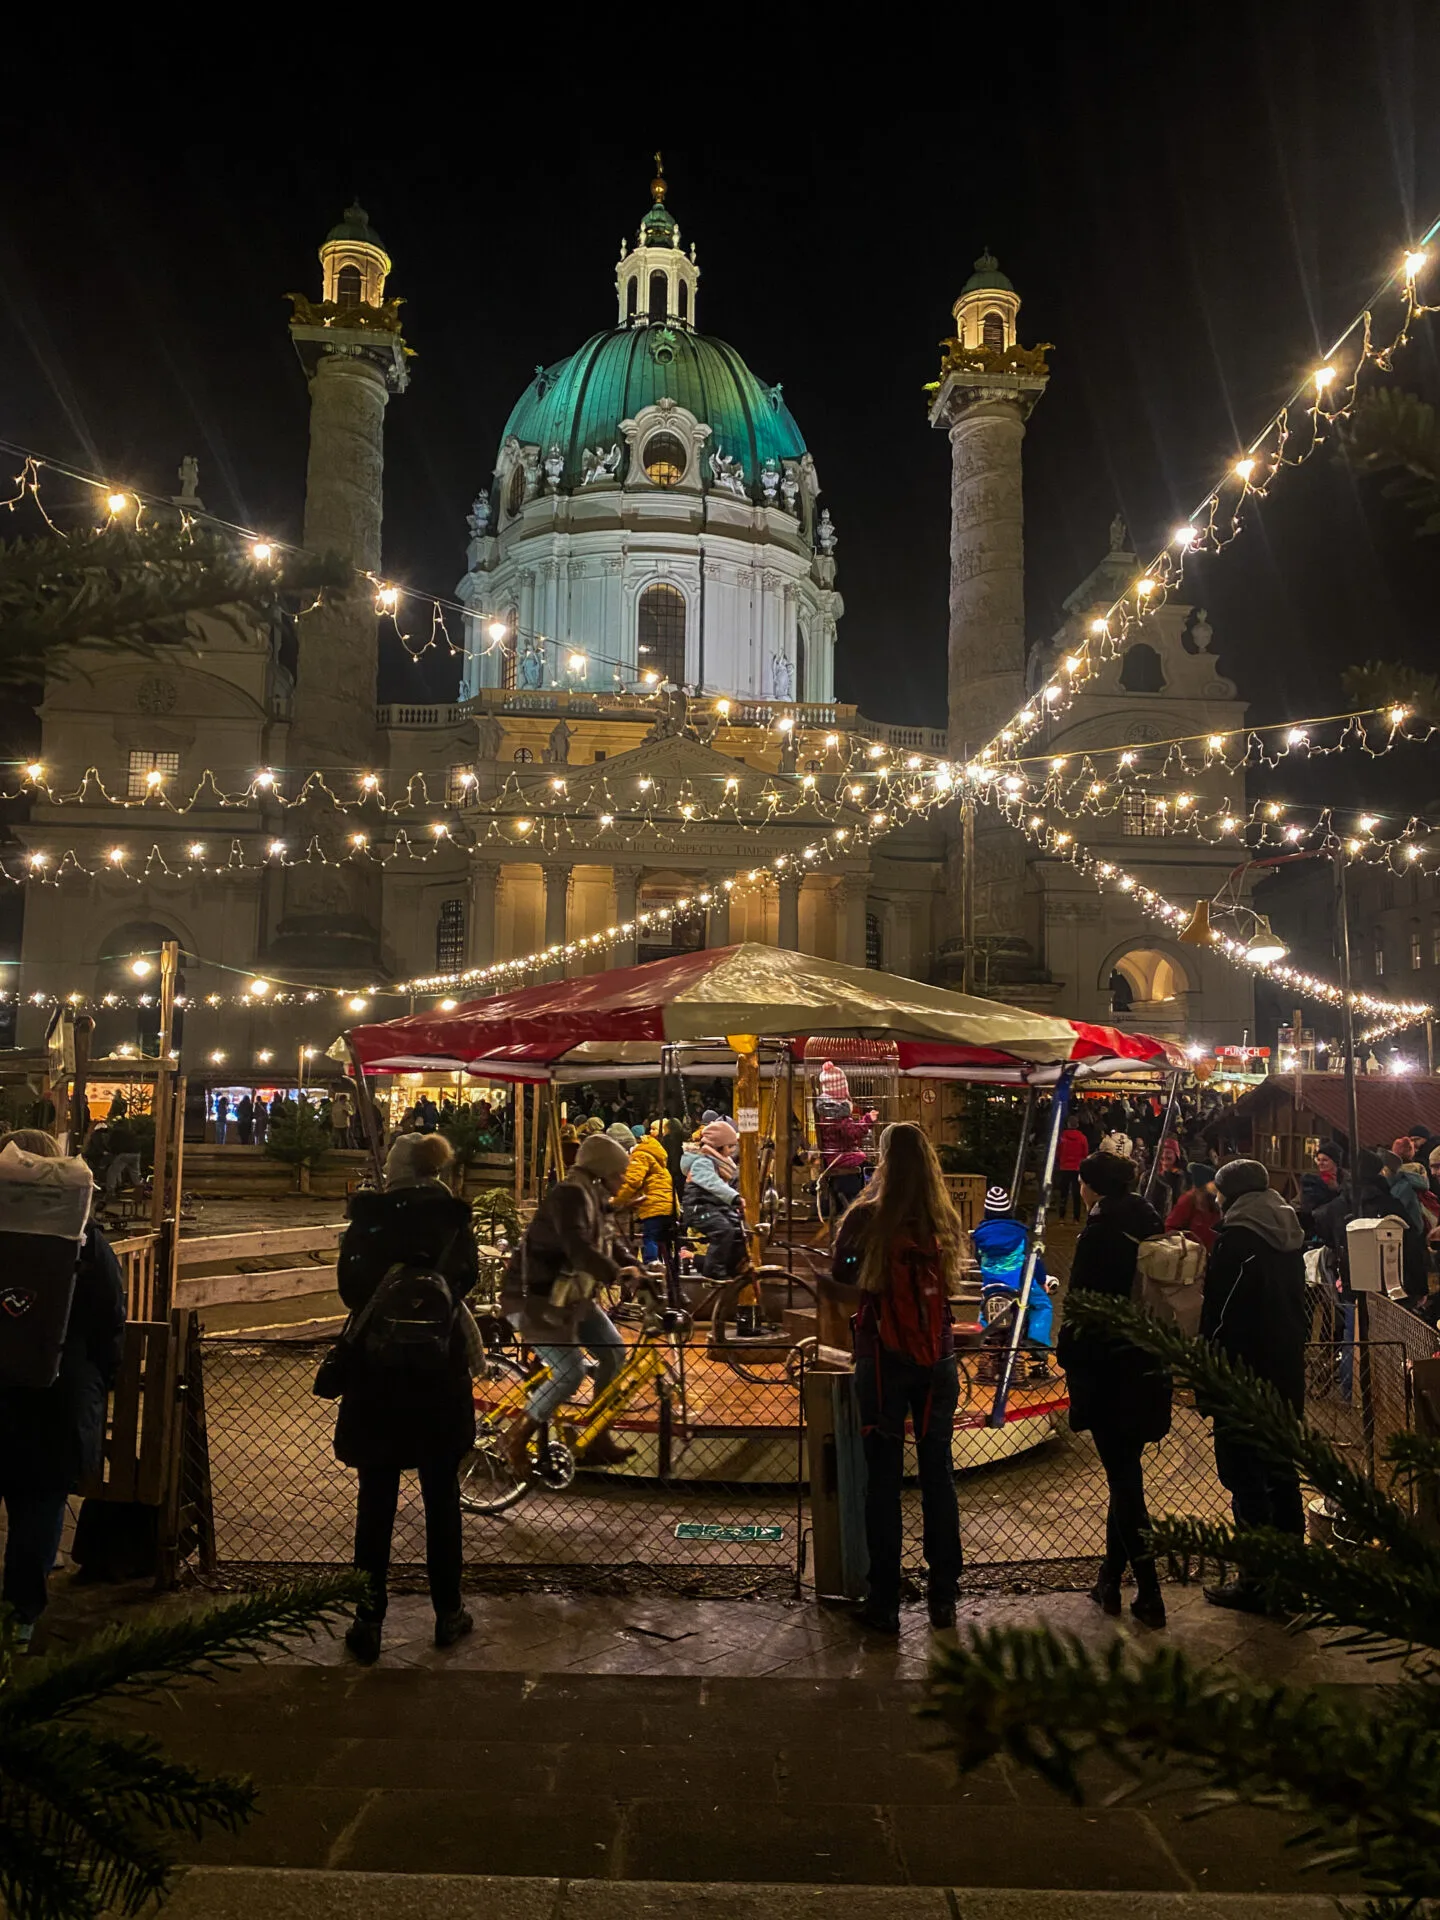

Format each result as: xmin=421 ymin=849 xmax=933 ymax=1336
xmin=1333 ymin=850 xmax=1363 ymax=1212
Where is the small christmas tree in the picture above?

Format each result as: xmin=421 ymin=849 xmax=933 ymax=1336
xmin=923 ymin=1293 xmax=1440 ymax=1917
xmin=263 ymin=1097 xmax=331 ymax=1190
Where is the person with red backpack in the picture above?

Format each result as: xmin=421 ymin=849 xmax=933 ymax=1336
xmin=832 ymin=1121 xmax=965 ymax=1635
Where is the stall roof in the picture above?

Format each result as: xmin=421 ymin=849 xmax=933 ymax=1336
xmin=1224 ymin=1072 xmax=1440 ymax=1150
xmin=343 ymin=945 xmax=1182 ymax=1083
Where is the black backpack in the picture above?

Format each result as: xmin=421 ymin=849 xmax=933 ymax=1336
xmin=355 ymin=1258 xmax=458 ymax=1374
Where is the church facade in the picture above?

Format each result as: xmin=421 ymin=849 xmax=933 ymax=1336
xmin=15 ymin=176 xmax=1253 ymax=1077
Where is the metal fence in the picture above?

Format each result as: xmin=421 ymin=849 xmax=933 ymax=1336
xmin=188 ymin=1319 xmax=1420 ymax=1598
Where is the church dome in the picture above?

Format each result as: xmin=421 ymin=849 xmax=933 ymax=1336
xmin=499 ymin=327 xmax=808 ymax=499
xmin=961 ymin=249 xmax=1014 ymax=294
xmin=325 ymin=202 xmax=385 ymax=249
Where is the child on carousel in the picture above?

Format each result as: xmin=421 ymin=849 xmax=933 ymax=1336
xmin=971 ymin=1184 xmax=1058 ymax=1384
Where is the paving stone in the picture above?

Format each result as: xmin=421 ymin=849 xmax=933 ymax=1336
xmin=552 ymin=1738 xmax=779 ymax=1800
xmin=164 ymin=1867 xmax=562 ymax=1920
xmin=952 ymin=1897 xmax=1346 ymax=1918
xmin=773 ymin=1743 xmax=1008 ymax=1806
xmin=154 ymin=1731 xmax=357 ymax=1790
xmin=308 ymin=1737 xmax=560 ymax=1792
xmin=339 ymin=1788 xmax=621 ymax=1877
xmin=619 ymin=1798 xmax=900 ymax=1885
xmin=168 ymin=1789 xmax=370 ymax=1870
xmin=563 ymin=1883 xmax=950 ymax=1919
xmin=1143 ymin=1806 xmax=1364 ymax=1894
xmin=892 ymin=1805 xmax=1189 ymax=1892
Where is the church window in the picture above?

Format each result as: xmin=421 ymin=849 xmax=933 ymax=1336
xmin=447 ymin=765 xmax=476 ymax=805
xmin=1118 ymin=642 xmax=1165 ymax=693
xmin=637 ymin=583 xmax=686 ymax=685
xmin=642 ymin=433 xmax=687 ymax=487
xmin=865 ymin=911 xmax=882 ymax=969
xmin=512 ymin=746 xmax=533 ymax=763
xmin=795 ymin=629 xmax=808 ymax=703
xmin=1432 ymin=920 xmax=1440 ymax=966
xmin=336 ymin=263 xmax=362 ymax=311
xmin=1121 ymin=791 xmax=1161 ymax=837
xmin=982 ymin=310 xmax=1005 ymax=349
xmin=804 ymin=759 xmax=822 ymax=774
xmin=1374 ymin=930 xmax=1386 ymax=978
xmin=626 ymin=275 xmax=638 ymax=320
xmin=648 ymin=271 xmax=668 ymax=321
xmin=506 ymin=465 xmax=527 ymax=517
xmin=127 ymin=748 xmax=180 ymax=798
xmin=592 ymin=749 xmax=606 ymax=762
xmin=1411 ymin=925 xmax=1423 ymax=969
xmin=435 ymin=898 xmax=466 ymax=972
xmin=678 ymin=281 xmax=689 ymax=322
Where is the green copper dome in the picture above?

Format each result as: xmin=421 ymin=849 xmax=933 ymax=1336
xmin=325 ymin=202 xmax=386 ymax=249
xmin=499 ymin=328 xmax=807 ymax=495
xmin=961 ymin=248 xmax=1013 ymax=294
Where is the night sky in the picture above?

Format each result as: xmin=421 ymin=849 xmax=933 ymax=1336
xmin=2 ymin=12 xmax=1438 ymax=760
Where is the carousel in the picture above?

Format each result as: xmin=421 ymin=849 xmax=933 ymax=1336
xmin=341 ymin=946 xmax=1183 ymax=1490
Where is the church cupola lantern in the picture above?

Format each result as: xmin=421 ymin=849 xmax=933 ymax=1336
xmin=951 ymin=249 xmax=1021 ymax=355
xmin=616 ymin=155 xmax=700 ymax=330
xmin=319 ymin=203 xmax=392 ymax=310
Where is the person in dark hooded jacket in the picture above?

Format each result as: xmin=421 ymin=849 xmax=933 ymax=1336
xmin=1057 ymin=1151 xmax=1171 ymax=1630
xmin=334 ymin=1131 xmax=479 ymax=1664
xmin=1200 ymin=1159 xmax=1308 ymax=1612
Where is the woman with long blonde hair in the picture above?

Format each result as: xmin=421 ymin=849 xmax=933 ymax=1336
xmin=832 ymin=1122 xmax=964 ymax=1634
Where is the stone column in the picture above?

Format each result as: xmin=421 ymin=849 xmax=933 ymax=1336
xmin=543 ymin=863 xmax=572 ymax=976
xmin=833 ymin=874 xmax=869 ymax=969
xmin=467 ymin=861 xmax=502 ymax=976
xmin=777 ymin=873 xmax=801 ymax=951
xmin=706 ymin=875 xmax=732 ymax=948
xmin=612 ymin=864 xmax=643 ymax=966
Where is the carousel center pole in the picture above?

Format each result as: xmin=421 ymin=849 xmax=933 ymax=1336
xmin=729 ymin=1035 xmax=762 ymax=1265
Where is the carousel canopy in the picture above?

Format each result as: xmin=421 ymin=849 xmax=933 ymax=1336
xmin=342 ymin=945 xmax=1182 ymax=1083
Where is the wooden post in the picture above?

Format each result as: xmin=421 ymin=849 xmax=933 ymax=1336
xmin=150 ymin=941 xmax=180 ymax=1232
xmin=348 ymin=1040 xmax=386 ymax=1179
xmin=70 ymin=1014 xmax=94 ymax=1150
xmin=730 ymin=1035 xmax=761 ymax=1263
xmin=513 ymin=1079 xmax=525 ymax=1209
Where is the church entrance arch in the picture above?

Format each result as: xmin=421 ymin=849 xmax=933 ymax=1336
xmin=1097 ymin=941 xmax=1192 ymax=1019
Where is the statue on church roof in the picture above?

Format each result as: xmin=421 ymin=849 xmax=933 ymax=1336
xmin=545 ymin=718 xmax=573 ymax=765
xmin=177 ymin=455 xmax=201 ymax=504
xmin=709 ymin=447 xmax=747 ymax=498
xmin=817 ymin=508 xmax=838 ymax=554
xmin=518 ymin=641 xmax=544 ymax=689
xmin=1109 ymin=513 xmax=1128 ymax=554
xmin=467 ymin=489 xmax=490 ymax=537
xmin=771 ymin=652 xmax=794 ymax=701
xmin=1189 ymin=606 xmax=1214 ymax=654
xmin=543 ymin=444 xmax=565 ymax=492
xmin=760 ymin=458 xmax=781 ymax=504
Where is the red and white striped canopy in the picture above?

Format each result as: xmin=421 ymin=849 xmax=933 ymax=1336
xmin=344 ymin=945 xmax=1183 ymax=1084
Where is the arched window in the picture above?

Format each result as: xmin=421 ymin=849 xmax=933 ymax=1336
xmin=436 ymin=899 xmax=466 ymax=972
xmin=1431 ymin=919 xmax=1440 ymax=966
xmin=512 ymin=746 xmax=533 ymax=763
xmin=678 ymin=281 xmax=689 ymax=322
xmin=982 ymin=310 xmax=1005 ymax=350
xmin=500 ymin=605 xmax=519 ymax=690
xmin=795 ymin=629 xmax=807 ymax=704
xmin=637 ymin=583 xmax=686 ymax=685
xmin=642 ymin=433 xmax=687 ymax=486
xmin=648 ymin=271 xmax=668 ymax=321
xmin=1374 ymin=929 xmax=1386 ymax=978
xmin=1112 ymin=947 xmax=1186 ymax=1004
xmin=336 ymin=263 xmax=362 ymax=311
xmin=506 ymin=465 xmax=527 ymax=517
xmin=626 ymin=275 xmax=638 ymax=320
xmin=1410 ymin=923 xmax=1423 ymax=969
xmin=1118 ymin=642 xmax=1166 ymax=693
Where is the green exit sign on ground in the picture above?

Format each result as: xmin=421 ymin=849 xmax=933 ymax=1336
xmin=674 ymin=1523 xmax=784 ymax=1543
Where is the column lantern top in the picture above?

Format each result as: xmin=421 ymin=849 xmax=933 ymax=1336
xmin=616 ymin=155 xmax=700 ymax=330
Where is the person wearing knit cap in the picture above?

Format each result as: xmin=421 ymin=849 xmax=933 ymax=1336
xmin=1164 ymin=1161 xmax=1221 ymax=1252
xmin=971 ymin=1185 xmax=1055 ymax=1381
xmin=680 ymin=1118 xmax=748 ymax=1287
xmin=1200 ymin=1159 xmax=1308 ymax=1613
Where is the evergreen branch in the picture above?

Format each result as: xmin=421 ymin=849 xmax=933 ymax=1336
xmin=1150 ymin=1515 xmax=1440 ymax=1653
xmin=1063 ymin=1294 xmax=1440 ymax=1575
xmin=1 ymin=1754 xmax=179 ymax=1916
xmin=0 ymin=1723 xmax=252 ymax=1842
xmin=1 ymin=1574 xmax=361 ymax=1727
xmin=923 ymin=1626 xmax=1440 ymax=1899
xmin=0 ymin=1806 xmax=98 ymax=1920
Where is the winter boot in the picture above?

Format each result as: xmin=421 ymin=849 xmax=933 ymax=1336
xmin=1088 ymin=1566 xmax=1123 ymax=1617
xmin=581 ymin=1430 xmax=635 ymax=1466
xmin=434 ymin=1607 xmax=474 ymax=1649
xmin=856 ymin=1595 xmax=901 ymax=1635
xmin=1130 ymin=1562 xmax=1167 ymax=1630
xmin=926 ymin=1581 xmax=958 ymax=1631
xmin=344 ymin=1615 xmax=383 ymax=1665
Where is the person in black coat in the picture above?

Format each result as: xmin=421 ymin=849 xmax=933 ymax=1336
xmin=334 ymin=1131 xmax=479 ymax=1664
xmin=0 ymin=1131 xmax=124 ymax=1645
xmin=1057 ymin=1151 xmax=1171 ymax=1629
xmin=1200 ymin=1159 xmax=1309 ymax=1613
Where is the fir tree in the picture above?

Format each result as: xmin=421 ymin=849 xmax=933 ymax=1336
xmin=264 ymin=1097 xmax=331 ymax=1181
xmin=923 ymin=1293 xmax=1440 ymax=1918
xmin=0 ymin=1573 xmax=360 ymax=1920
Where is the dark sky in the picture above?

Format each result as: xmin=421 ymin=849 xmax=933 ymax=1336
xmin=2 ymin=9 xmax=1439 ymax=740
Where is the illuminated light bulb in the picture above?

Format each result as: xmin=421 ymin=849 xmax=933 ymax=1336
xmin=825 ymin=732 xmax=838 ymax=748
xmin=868 ymin=743 xmax=885 ymax=759
xmin=906 ymin=792 xmax=924 ymax=808
xmin=1286 ymin=728 xmax=1308 ymax=746
xmin=268 ymin=839 xmax=286 ymax=856
xmin=1090 ymin=618 xmax=1108 ymax=635
xmin=1359 ymin=815 xmax=1378 ymax=832
xmin=1043 ymin=684 xmax=1062 ymax=703
xmin=568 ymin=653 xmax=586 ymax=672
xmin=716 ymin=698 xmax=731 ymax=715
xmin=1002 ymin=776 xmax=1024 ymax=793
xmin=638 ymin=777 xmax=653 ymax=792
xmin=1234 ymin=457 xmax=1256 ymax=483
xmin=458 ymin=771 xmax=475 ymax=787
xmin=833 ymin=827 xmax=848 ymax=840
xmin=871 ymin=812 xmax=888 ymax=827
xmin=514 ymin=819 xmax=533 ymax=834
xmin=1208 ymin=734 xmax=1225 ymax=750
xmin=130 ymin=958 xmax=152 ymax=978
xmin=486 ymin=618 xmax=507 ymax=644
xmin=1119 ymin=876 xmax=1136 ymax=890
xmin=209 ymin=1050 xmax=226 ymax=1065
xmin=1119 ymin=751 xmax=1136 ymax=767
xmin=1345 ymin=837 xmax=1362 ymax=854
xmin=777 ymin=715 xmax=795 ymax=733
xmin=800 ymin=774 xmax=815 ymax=791
xmin=255 ymin=769 xmax=275 ymax=788
xmin=23 ymin=763 xmax=42 ymax=780
xmin=1407 ymin=844 xmax=1422 ymax=861
xmin=376 ymin=585 xmax=399 ymax=612
xmin=1097 ymin=862 xmax=1113 ymax=876
xmin=251 ymin=540 xmax=273 ymax=562
xmin=903 ymin=754 xmax=920 ymax=770
xmin=849 ymin=783 xmax=864 ymax=799
xmin=1266 ymin=802 xmax=1282 ymax=819
xmin=106 ymin=847 xmax=125 ymax=864
xmin=549 ymin=778 xmax=565 ymax=792
xmin=143 ymin=767 xmax=164 ymax=790
xmin=724 ymin=776 xmax=739 ymax=791
xmin=360 ymin=773 xmax=378 ymax=790
xmin=257 ymin=1050 xmax=273 ymax=1064
xmin=1284 ymin=825 xmax=1304 ymax=843
xmin=303 ymin=1048 xmax=317 ymax=1061
xmin=351 ymin=832 xmax=368 ymax=848
xmin=681 ymin=802 xmax=696 ymax=817
xmin=1020 ymin=709 xmax=1036 ymax=726
xmin=1175 ymin=793 xmax=1193 ymax=809
xmin=1154 ymin=798 xmax=1168 ymax=812
xmin=1173 ymin=524 xmax=1197 ymax=548
xmin=1050 ymin=756 xmax=1067 ymax=770
xmin=249 ymin=978 xmax=270 ymax=997
xmin=187 ymin=841 xmax=205 ymax=858
xmin=105 ymin=491 xmax=129 ymax=515
xmin=1389 ymin=704 xmax=1409 ymax=725
xmin=1135 ymin=577 xmax=1157 ymax=596
xmin=347 ymin=996 xmax=368 ymax=1014
xmin=1029 ymin=815 xmax=1044 ymax=830
xmin=598 ymin=812 xmax=614 ymax=826
xmin=933 ymin=766 xmax=953 ymax=791
xmin=1053 ymin=830 xmax=1071 ymax=846
xmin=1313 ymin=365 xmax=1336 ymax=391
xmin=1088 ymin=781 xmax=1105 ymax=796
xmin=1404 ymin=249 xmax=1428 ymax=281
xmin=430 ymin=822 xmax=448 ymax=837
xmin=1220 ymin=817 xmax=1237 ymax=833
xmin=643 ymin=671 xmax=658 ymax=685
xmin=1062 ymin=655 xmax=1080 ymax=673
